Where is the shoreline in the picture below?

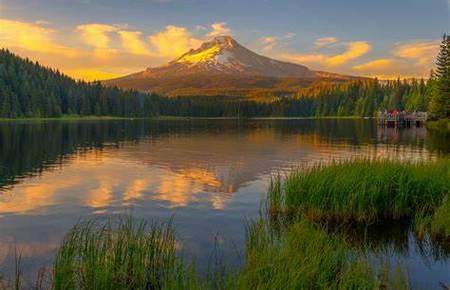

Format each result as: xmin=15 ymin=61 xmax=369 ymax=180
xmin=0 ymin=115 xmax=368 ymax=122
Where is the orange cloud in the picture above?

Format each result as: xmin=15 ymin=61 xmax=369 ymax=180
xmin=351 ymin=40 xmax=439 ymax=78
xmin=326 ymin=41 xmax=371 ymax=66
xmin=77 ymin=23 xmax=118 ymax=56
xmin=0 ymin=18 xmax=79 ymax=57
xmin=64 ymin=68 xmax=122 ymax=81
xmin=280 ymin=41 xmax=371 ymax=67
xmin=393 ymin=40 xmax=439 ymax=65
xmin=149 ymin=25 xmax=202 ymax=59
xmin=353 ymin=58 xmax=394 ymax=71
xmin=118 ymin=30 xmax=152 ymax=55
xmin=281 ymin=53 xmax=327 ymax=64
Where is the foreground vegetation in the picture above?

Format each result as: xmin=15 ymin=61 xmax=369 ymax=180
xmin=268 ymin=159 xmax=449 ymax=227
xmin=1 ymin=220 xmax=411 ymax=290
xmin=53 ymin=218 xmax=197 ymax=289
xmin=1 ymin=159 xmax=448 ymax=289
xmin=226 ymin=219 xmax=409 ymax=290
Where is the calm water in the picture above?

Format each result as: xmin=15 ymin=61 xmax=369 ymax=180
xmin=0 ymin=119 xmax=448 ymax=288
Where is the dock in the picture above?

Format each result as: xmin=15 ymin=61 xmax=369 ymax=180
xmin=377 ymin=111 xmax=427 ymax=128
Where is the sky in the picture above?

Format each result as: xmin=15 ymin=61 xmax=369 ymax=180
xmin=0 ymin=0 xmax=449 ymax=80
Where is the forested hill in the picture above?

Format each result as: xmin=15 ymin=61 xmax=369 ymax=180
xmin=0 ymin=48 xmax=437 ymax=119
xmin=0 ymin=49 xmax=160 ymax=118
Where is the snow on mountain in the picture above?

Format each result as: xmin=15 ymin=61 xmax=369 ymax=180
xmin=167 ymin=36 xmax=314 ymax=77
xmin=104 ymin=36 xmax=359 ymax=96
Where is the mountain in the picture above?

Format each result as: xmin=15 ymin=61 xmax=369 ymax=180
xmin=104 ymin=36 xmax=360 ymax=97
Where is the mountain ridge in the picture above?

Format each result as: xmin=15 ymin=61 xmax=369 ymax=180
xmin=104 ymin=36 xmax=361 ymax=97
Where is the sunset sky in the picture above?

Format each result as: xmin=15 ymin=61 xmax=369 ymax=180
xmin=0 ymin=0 xmax=448 ymax=80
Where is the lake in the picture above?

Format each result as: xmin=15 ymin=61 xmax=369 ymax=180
xmin=0 ymin=119 xmax=448 ymax=288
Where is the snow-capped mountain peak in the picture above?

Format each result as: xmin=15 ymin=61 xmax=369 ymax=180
xmin=173 ymin=36 xmax=242 ymax=70
xmin=104 ymin=36 xmax=359 ymax=96
xmin=168 ymin=35 xmax=312 ymax=76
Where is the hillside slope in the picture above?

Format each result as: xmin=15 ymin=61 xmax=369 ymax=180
xmin=104 ymin=36 xmax=359 ymax=97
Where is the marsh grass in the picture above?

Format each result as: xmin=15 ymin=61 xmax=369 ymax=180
xmin=268 ymin=158 xmax=449 ymax=225
xmin=414 ymin=195 xmax=450 ymax=241
xmin=225 ymin=219 xmax=409 ymax=290
xmin=53 ymin=217 xmax=198 ymax=290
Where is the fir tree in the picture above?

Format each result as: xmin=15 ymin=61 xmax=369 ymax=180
xmin=428 ymin=34 xmax=449 ymax=120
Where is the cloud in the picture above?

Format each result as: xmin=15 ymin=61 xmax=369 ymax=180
xmin=260 ymin=33 xmax=296 ymax=52
xmin=353 ymin=58 xmax=394 ymax=71
xmin=77 ymin=23 xmax=118 ymax=56
xmin=393 ymin=40 xmax=439 ymax=65
xmin=64 ymin=68 xmax=123 ymax=81
xmin=326 ymin=41 xmax=371 ymax=66
xmin=261 ymin=36 xmax=277 ymax=51
xmin=207 ymin=22 xmax=231 ymax=38
xmin=149 ymin=25 xmax=202 ymax=58
xmin=281 ymin=41 xmax=371 ymax=67
xmin=280 ymin=53 xmax=327 ymax=64
xmin=351 ymin=58 xmax=407 ymax=79
xmin=314 ymin=37 xmax=338 ymax=48
xmin=118 ymin=30 xmax=151 ymax=55
xmin=351 ymin=40 xmax=440 ymax=78
xmin=0 ymin=18 xmax=79 ymax=57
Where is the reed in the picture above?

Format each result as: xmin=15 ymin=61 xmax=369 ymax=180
xmin=226 ymin=219 xmax=408 ymax=289
xmin=0 ymin=216 xmax=414 ymax=290
xmin=268 ymin=158 xmax=449 ymax=224
xmin=52 ymin=217 xmax=198 ymax=290
xmin=415 ymin=195 xmax=450 ymax=240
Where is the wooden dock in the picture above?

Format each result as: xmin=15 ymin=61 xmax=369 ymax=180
xmin=377 ymin=111 xmax=427 ymax=128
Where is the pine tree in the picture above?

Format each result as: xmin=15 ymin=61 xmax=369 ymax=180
xmin=428 ymin=34 xmax=449 ymax=120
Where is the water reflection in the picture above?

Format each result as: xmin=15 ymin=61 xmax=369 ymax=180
xmin=0 ymin=119 xmax=448 ymax=286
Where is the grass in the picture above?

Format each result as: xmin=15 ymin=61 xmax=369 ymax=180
xmin=268 ymin=158 xmax=449 ymax=224
xmin=3 ymin=217 xmax=412 ymax=290
xmin=415 ymin=195 xmax=450 ymax=241
xmin=225 ymin=219 xmax=408 ymax=290
xmin=52 ymin=217 xmax=198 ymax=290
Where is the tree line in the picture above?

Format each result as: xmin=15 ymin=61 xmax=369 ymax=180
xmin=0 ymin=37 xmax=448 ymax=119
xmin=159 ymin=78 xmax=431 ymax=118
xmin=0 ymin=49 xmax=160 ymax=118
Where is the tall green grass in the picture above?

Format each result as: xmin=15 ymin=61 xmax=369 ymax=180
xmin=268 ymin=159 xmax=449 ymax=224
xmin=0 ymin=217 xmax=420 ymax=290
xmin=226 ymin=219 xmax=408 ymax=290
xmin=53 ymin=217 xmax=198 ymax=290
xmin=415 ymin=195 xmax=450 ymax=241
